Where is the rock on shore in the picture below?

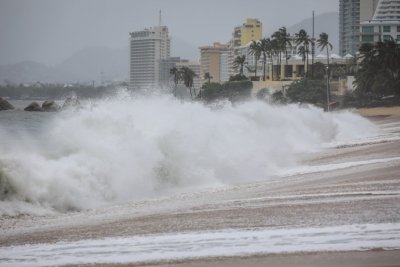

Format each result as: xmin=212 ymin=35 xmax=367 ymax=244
xmin=42 ymin=100 xmax=60 ymax=112
xmin=24 ymin=102 xmax=43 ymax=112
xmin=0 ymin=97 xmax=14 ymax=111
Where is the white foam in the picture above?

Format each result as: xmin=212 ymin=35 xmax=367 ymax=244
xmin=0 ymin=94 xmax=378 ymax=214
xmin=1 ymin=223 xmax=399 ymax=266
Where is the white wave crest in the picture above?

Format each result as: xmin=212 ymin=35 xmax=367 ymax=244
xmin=0 ymin=95 xmax=376 ymax=214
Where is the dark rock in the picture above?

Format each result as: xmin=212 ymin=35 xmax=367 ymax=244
xmin=42 ymin=100 xmax=60 ymax=112
xmin=0 ymin=97 xmax=14 ymax=111
xmin=24 ymin=102 xmax=43 ymax=112
xmin=62 ymin=97 xmax=81 ymax=109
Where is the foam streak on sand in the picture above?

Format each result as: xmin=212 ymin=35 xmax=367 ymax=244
xmin=1 ymin=223 xmax=399 ymax=267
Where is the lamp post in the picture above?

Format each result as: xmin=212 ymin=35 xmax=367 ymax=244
xmin=326 ymin=65 xmax=330 ymax=112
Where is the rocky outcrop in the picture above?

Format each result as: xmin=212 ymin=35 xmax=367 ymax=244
xmin=0 ymin=97 xmax=14 ymax=111
xmin=24 ymin=102 xmax=43 ymax=112
xmin=62 ymin=97 xmax=81 ymax=109
xmin=42 ymin=100 xmax=60 ymax=112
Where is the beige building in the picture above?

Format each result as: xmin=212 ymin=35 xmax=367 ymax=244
xmin=233 ymin=18 xmax=263 ymax=47
xmin=199 ymin=42 xmax=230 ymax=83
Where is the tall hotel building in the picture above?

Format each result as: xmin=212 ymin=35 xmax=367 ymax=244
xmin=360 ymin=0 xmax=400 ymax=44
xmin=339 ymin=0 xmax=379 ymax=56
xmin=199 ymin=42 xmax=231 ymax=83
xmin=129 ymin=25 xmax=170 ymax=89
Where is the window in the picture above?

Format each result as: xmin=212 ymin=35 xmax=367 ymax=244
xmin=383 ymin=26 xmax=391 ymax=32
xmin=362 ymin=26 xmax=374 ymax=33
xmin=397 ymin=26 xmax=400 ymax=32
xmin=383 ymin=34 xmax=392 ymax=41
xmin=361 ymin=35 xmax=374 ymax=42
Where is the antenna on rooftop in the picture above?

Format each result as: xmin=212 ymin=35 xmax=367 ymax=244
xmin=159 ymin=9 xmax=162 ymax=26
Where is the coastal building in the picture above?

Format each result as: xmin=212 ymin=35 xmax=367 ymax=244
xmin=339 ymin=0 xmax=379 ymax=56
xmin=129 ymin=25 xmax=170 ymax=89
xmin=360 ymin=0 xmax=400 ymax=44
xmin=233 ymin=19 xmax=263 ymax=48
xmin=199 ymin=42 xmax=231 ymax=83
xmin=373 ymin=0 xmax=400 ymax=19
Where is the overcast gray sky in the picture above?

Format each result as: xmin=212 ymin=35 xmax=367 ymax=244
xmin=0 ymin=0 xmax=338 ymax=66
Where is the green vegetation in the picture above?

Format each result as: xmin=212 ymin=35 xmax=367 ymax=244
xmin=272 ymin=79 xmax=327 ymax=108
xmin=354 ymin=39 xmax=400 ymax=97
xmin=233 ymin=55 xmax=246 ymax=76
xmin=294 ymin=29 xmax=312 ymax=77
xmin=169 ymin=66 xmax=198 ymax=99
xmin=201 ymin=80 xmax=252 ymax=102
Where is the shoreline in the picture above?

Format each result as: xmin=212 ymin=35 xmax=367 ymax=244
xmin=1 ymin=106 xmax=400 ymax=266
xmin=127 ymin=250 xmax=400 ymax=267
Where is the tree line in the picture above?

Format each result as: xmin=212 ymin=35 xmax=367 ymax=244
xmin=241 ymin=27 xmax=333 ymax=82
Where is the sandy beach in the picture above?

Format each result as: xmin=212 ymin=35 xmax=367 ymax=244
xmin=1 ymin=107 xmax=400 ymax=266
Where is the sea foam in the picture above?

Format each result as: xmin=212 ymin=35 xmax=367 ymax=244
xmin=0 ymin=93 xmax=376 ymax=214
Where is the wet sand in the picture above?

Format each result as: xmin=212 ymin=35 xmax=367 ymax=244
xmin=1 ymin=107 xmax=400 ymax=266
xmin=108 ymin=250 xmax=400 ymax=267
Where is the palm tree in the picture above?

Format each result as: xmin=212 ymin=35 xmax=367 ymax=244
xmin=294 ymin=29 xmax=312 ymax=76
xmin=170 ymin=67 xmax=180 ymax=96
xmin=272 ymin=27 xmax=291 ymax=78
xmin=271 ymin=30 xmax=283 ymax=77
xmin=354 ymin=39 xmax=400 ymax=96
xmin=260 ymin=38 xmax=270 ymax=81
xmin=249 ymin=40 xmax=262 ymax=79
xmin=180 ymin=67 xmax=197 ymax=99
xmin=279 ymin=27 xmax=292 ymax=65
xmin=204 ymin=72 xmax=212 ymax=84
xmin=233 ymin=55 xmax=246 ymax=76
xmin=317 ymin=32 xmax=333 ymax=110
xmin=297 ymin=45 xmax=306 ymax=68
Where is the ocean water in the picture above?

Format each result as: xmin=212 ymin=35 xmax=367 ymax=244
xmin=0 ymin=93 xmax=377 ymax=215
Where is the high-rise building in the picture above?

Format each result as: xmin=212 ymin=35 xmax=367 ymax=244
xmin=233 ymin=19 xmax=263 ymax=48
xmin=360 ymin=0 xmax=400 ymax=44
xmin=373 ymin=0 xmax=400 ymax=19
xmin=339 ymin=0 xmax=379 ymax=56
xmin=199 ymin=42 xmax=231 ymax=83
xmin=129 ymin=25 xmax=170 ymax=89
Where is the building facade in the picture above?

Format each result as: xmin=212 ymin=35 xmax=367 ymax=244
xmin=360 ymin=20 xmax=400 ymax=43
xmin=199 ymin=42 xmax=231 ymax=83
xmin=233 ymin=19 xmax=263 ymax=48
xmin=339 ymin=0 xmax=379 ymax=56
xmin=360 ymin=0 xmax=400 ymax=44
xmin=373 ymin=0 xmax=400 ymax=19
xmin=129 ymin=26 xmax=170 ymax=89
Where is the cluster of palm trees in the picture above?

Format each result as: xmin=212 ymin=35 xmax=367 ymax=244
xmin=247 ymin=27 xmax=332 ymax=82
xmin=170 ymin=66 xmax=198 ymax=98
xmin=354 ymin=38 xmax=400 ymax=96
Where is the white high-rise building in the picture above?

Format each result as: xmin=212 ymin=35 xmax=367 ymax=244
xmin=339 ymin=0 xmax=379 ymax=56
xmin=129 ymin=26 xmax=170 ymax=89
xmin=373 ymin=0 xmax=400 ymax=19
xmin=360 ymin=0 xmax=400 ymax=44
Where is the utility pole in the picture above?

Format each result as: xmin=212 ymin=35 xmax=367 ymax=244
xmin=311 ymin=11 xmax=315 ymax=79
xmin=326 ymin=66 xmax=330 ymax=112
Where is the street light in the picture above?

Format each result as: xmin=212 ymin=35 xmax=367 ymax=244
xmin=326 ymin=65 xmax=330 ymax=112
